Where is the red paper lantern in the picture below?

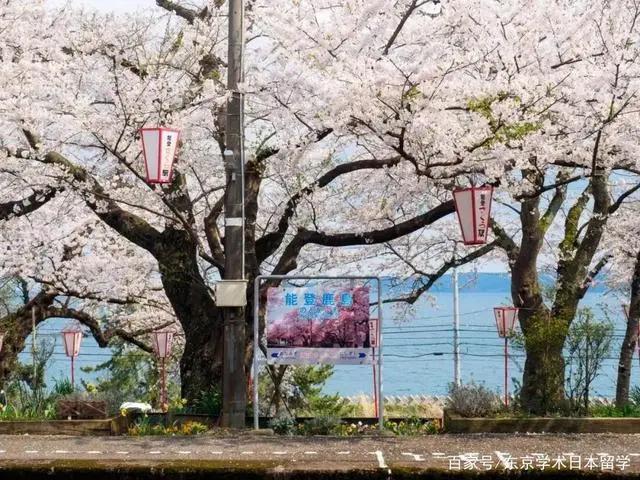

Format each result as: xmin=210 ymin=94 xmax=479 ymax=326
xmin=61 ymin=326 xmax=83 ymax=387
xmin=494 ymin=306 xmax=519 ymax=407
xmin=151 ymin=330 xmax=174 ymax=359
xmin=62 ymin=327 xmax=82 ymax=358
xmin=140 ymin=127 xmax=180 ymax=184
xmin=494 ymin=306 xmax=519 ymax=338
xmin=453 ymin=186 xmax=494 ymax=245
xmin=151 ymin=330 xmax=174 ymax=413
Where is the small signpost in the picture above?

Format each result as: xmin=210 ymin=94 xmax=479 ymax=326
xmin=494 ymin=306 xmax=519 ymax=406
xmin=139 ymin=127 xmax=180 ymax=184
xmin=61 ymin=325 xmax=83 ymax=388
xmin=453 ymin=185 xmax=494 ymax=245
xmin=151 ymin=330 xmax=175 ymax=412
xmin=369 ymin=318 xmax=379 ymax=416
xmin=369 ymin=318 xmax=378 ymax=348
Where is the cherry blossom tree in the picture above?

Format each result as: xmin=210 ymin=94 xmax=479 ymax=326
xmin=464 ymin=0 xmax=640 ymax=412
xmin=605 ymin=203 xmax=640 ymax=407
xmin=2 ymin=0 xmax=639 ymax=413
xmin=0 ymin=0 xmax=504 ymax=402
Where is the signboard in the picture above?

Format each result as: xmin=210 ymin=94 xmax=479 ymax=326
xmin=369 ymin=318 xmax=378 ymax=348
xmin=266 ymin=285 xmax=374 ymax=364
xmin=253 ymin=275 xmax=383 ymax=431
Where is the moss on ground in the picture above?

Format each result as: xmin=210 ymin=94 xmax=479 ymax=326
xmin=0 ymin=460 xmax=633 ymax=479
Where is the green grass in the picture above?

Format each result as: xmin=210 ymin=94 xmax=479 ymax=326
xmin=589 ymin=403 xmax=640 ymax=418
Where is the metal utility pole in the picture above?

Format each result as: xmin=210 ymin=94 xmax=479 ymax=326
xmin=452 ymin=244 xmax=461 ymax=386
xmin=222 ymin=0 xmax=247 ymax=428
xmin=584 ymin=315 xmax=590 ymax=414
xmin=504 ymin=335 xmax=509 ymax=406
xmin=32 ymin=307 xmax=38 ymax=391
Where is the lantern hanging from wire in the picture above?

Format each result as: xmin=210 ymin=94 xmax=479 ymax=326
xmin=151 ymin=330 xmax=175 ymax=412
xmin=453 ymin=185 xmax=494 ymax=245
xmin=139 ymin=127 xmax=180 ymax=184
xmin=61 ymin=325 xmax=83 ymax=387
xmin=493 ymin=306 xmax=519 ymax=407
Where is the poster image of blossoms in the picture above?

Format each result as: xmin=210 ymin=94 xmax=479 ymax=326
xmin=265 ymin=285 xmax=374 ymax=364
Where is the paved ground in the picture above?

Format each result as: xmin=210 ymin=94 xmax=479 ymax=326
xmin=1 ymin=433 xmax=640 ymax=475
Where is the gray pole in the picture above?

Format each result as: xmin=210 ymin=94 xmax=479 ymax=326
xmin=32 ymin=307 xmax=37 ymax=389
xmin=376 ymin=277 xmax=384 ymax=431
xmin=453 ymin=244 xmax=461 ymax=386
xmin=253 ymin=276 xmax=261 ymax=430
xmin=584 ymin=315 xmax=590 ymax=414
xmin=222 ymin=0 xmax=247 ymax=429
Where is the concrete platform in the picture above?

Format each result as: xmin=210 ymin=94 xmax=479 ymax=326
xmin=0 ymin=433 xmax=638 ymax=477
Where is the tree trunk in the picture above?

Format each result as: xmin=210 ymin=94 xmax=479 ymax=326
xmin=155 ymin=229 xmax=224 ymax=404
xmin=0 ymin=292 xmax=56 ymax=386
xmin=180 ymin=314 xmax=224 ymax=403
xmin=506 ymin=168 xmax=609 ymax=414
xmin=616 ymin=249 xmax=640 ymax=407
xmin=508 ymin=188 xmax=564 ymax=413
xmin=520 ymin=317 xmax=567 ymax=413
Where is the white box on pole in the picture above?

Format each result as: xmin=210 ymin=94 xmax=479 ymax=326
xmin=215 ymin=280 xmax=248 ymax=307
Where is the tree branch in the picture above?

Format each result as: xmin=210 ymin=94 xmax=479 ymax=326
xmin=609 ymin=181 xmax=640 ymax=214
xmin=491 ymin=220 xmax=519 ymax=263
xmin=42 ymin=151 xmax=161 ymax=255
xmin=383 ymin=0 xmax=428 ymax=55
xmin=578 ymin=254 xmax=611 ymax=298
xmin=203 ymin=196 xmax=226 ymax=271
xmin=256 ymin=156 xmax=402 ymax=264
xmin=271 ymin=200 xmax=455 ymax=275
xmin=539 ymin=171 xmax=569 ymax=234
xmin=155 ymin=0 xmax=204 ymax=24
xmin=385 ymin=241 xmax=497 ymax=304
xmin=45 ymin=306 xmax=171 ymax=353
xmin=0 ymin=186 xmax=62 ymax=221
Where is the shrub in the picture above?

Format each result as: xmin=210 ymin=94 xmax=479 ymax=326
xmin=269 ymin=416 xmax=296 ymax=435
xmin=127 ymin=416 xmax=158 ymax=436
xmin=128 ymin=417 xmax=209 ymax=436
xmin=631 ymin=386 xmax=640 ymax=406
xmin=180 ymin=421 xmax=209 ymax=435
xmin=333 ymin=421 xmax=372 ymax=436
xmin=52 ymin=378 xmax=74 ymax=397
xmin=192 ymin=388 xmax=222 ymax=415
xmin=384 ymin=417 xmax=439 ymax=435
xmin=259 ymin=365 xmax=354 ymax=417
xmin=298 ymin=416 xmax=340 ymax=435
xmin=446 ymin=382 xmax=501 ymax=417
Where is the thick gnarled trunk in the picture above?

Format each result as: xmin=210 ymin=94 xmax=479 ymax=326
xmin=156 ymin=229 xmax=225 ymax=404
xmin=0 ymin=291 xmax=59 ymax=386
xmin=498 ymin=169 xmax=609 ymax=414
xmin=180 ymin=314 xmax=224 ymax=402
xmin=520 ymin=314 xmax=567 ymax=412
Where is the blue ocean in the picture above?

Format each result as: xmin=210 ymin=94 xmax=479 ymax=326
xmin=28 ymin=273 xmax=633 ymax=399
